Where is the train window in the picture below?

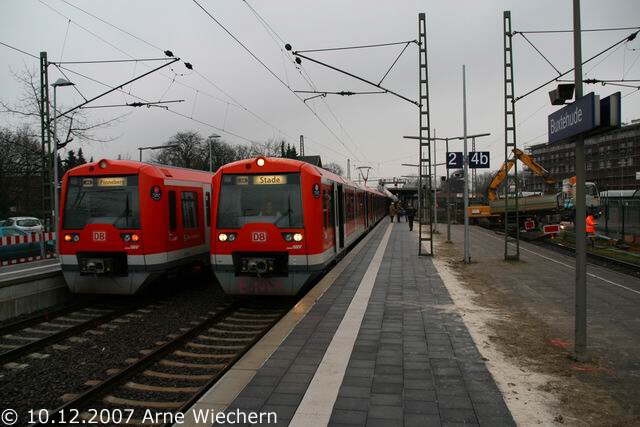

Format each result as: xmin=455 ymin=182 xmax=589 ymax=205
xmin=168 ymin=191 xmax=177 ymax=230
xmin=63 ymin=175 xmax=140 ymax=229
xmin=205 ymin=191 xmax=211 ymax=226
xmin=217 ymin=173 xmax=303 ymax=229
xmin=181 ymin=191 xmax=199 ymax=229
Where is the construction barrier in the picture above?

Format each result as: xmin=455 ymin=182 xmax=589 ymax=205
xmin=0 ymin=232 xmax=56 ymax=267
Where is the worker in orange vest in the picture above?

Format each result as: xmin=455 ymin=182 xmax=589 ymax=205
xmin=586 ymin=211 xmax=597 ymax=247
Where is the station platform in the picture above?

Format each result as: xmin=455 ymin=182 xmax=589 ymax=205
xmin=186 ymin=221 xmax=514 ymax=426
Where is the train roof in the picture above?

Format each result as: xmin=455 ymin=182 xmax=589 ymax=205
xmin=64 ymin=159 xmax=214 ymax=183
xmin=218 ymin=157 xmax=386 ymax=197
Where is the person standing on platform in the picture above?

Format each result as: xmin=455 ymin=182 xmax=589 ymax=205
xmin=389 ymin=203 xmax=397 ymax=223
xmin=406 ymin=204 xmax=416 ymax=231
xmin=396 ymin=203 xmax=403 ymax=223
xmin=586 ymin=210 xmax=598 ymax=248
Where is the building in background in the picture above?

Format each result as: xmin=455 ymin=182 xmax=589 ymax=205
xmin=524 ymin=120 xmax=640 ymax=192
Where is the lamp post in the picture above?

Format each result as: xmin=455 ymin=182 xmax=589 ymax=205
xmin=51 ymin=77 xmax=75 ymax=251
xmin=209 ymin=133 xmax=221 ymax=172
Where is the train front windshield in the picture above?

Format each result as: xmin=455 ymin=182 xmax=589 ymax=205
xmin=63 ymin=175 xmax=141 ymax=229
xmin=217 ymin=173 xmax=303 ymax=228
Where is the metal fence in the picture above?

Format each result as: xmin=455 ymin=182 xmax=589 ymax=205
xmin=599 ymin=198 xmax=640 ymax=242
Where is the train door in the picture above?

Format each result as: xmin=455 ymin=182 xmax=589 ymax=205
xmin=180 ymin=189 xmax=204 ymax=249
xmin=336 ymin=184 xmax=345 ymax=250
xmin=204 ymin=186 xmax=211 ymax=247
xmin=167 ymin=189 xmax=181 ymax=255
xmin=364 ymin=193 xmax=369 ymax=228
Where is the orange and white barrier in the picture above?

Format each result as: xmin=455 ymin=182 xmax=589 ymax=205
xmin=0 ymin=232 xmax=57 ymax=267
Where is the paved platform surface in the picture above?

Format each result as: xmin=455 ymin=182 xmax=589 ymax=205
xmin=212 ymin=222 xmax=513 ymax=426
xmin=446 ymin=225 xmax=640 ymax=420
xmin=0 ymin=258 xmax=60 ymax=286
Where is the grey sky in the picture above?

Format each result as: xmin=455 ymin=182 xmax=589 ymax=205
xmin=1 ymin=0 xmax=639 ymax=180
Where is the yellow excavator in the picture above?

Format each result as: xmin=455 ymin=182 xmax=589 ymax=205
xmin=486 ymin=148 xmax=556 ymax=201
xmin=468 ymin=148 xmax=559 ymax=222
xmin=468 ymin=148 xmax=599 ymax=226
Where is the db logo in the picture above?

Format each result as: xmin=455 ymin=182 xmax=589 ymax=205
xmin=92 ymin=231 xmax=107 ymax=241
xmin=251 ymin=231 xmax=267 ymax=242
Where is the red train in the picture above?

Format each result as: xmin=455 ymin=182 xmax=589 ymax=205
xmin=59 ymin=159 xmax=214 ymax=294
xmin=210 ymin=157 xmax=388 ymax=295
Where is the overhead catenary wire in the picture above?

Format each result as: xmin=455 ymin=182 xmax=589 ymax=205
xmin=52 ymin=58 xmax=174 ymax=65
xmin=51 ymin=0 xmax=355 ymax=161
xmin=58 ymin=0 xmax=164 ymax=52
xmin=0 ymin=40 xmax=39 ymax=59
xmin=55 ymin=64 xmax=258 ymax=144
xmin=39 ymin=0 xmax=241 ymax=109
xmin=295 ymin=40 xmax=417 ymax=54
xmin=514 ymin=26 xmax=640 ymax=34
xmin=52 ymin=63 xmax=88 ymax=102
xmin=517 ymin=33 xmax=562 ymax=75
xmin=515 ymin=30 xmax=639 ymax=102
xmin=190 ymin=0 xmax=363 ymax=162
xmin=59 ymin=18 xmax=71 ymax=62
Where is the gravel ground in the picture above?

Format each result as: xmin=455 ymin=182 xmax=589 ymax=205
xmin=0 ymin=273 xmax=231 ymax=426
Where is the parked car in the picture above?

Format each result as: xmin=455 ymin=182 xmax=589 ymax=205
xmin=0 ymin=227 xmax=51 ymax=261
xmin=3 ymin=217 xmax=44 ymax=234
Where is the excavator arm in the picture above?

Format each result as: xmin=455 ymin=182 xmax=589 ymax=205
xmin=487 ymin=159 xmax=515 ymax=201
xmin=486 ymin=149 xmax=556 ymax=201
xmin=513 ymin=148 xmax=556 ymax=185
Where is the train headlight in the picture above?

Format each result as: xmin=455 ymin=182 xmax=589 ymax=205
xmin=228 ymin=233 xmax=236 ymax=242
xmin=131 ymin=234 xmax=140 ymax=242
xmin=293 ymin=233 xmax=303 ymax=242
xmin=218 ymin=233 xmax=228 ymax=242
xmin=256 ymin=157 xmax=265 ymax=167
xmin=121 ymin=233 xmax=131 ymax=242
xmin=282 ymin=233 xmax=293 ymax=242
xmin=64 ymin=234 xmax=72 ymax=242
xmin=99 ymin=160 xmax=107 ymax=169
xmin=72 ymin=233 xmax=80 ymax=242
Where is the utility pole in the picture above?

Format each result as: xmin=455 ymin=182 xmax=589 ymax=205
xmin=573 ymin=0 xmax=587 ymax=360
xmin=462 ymin=65 xmax=470 ymax=263
xmin=347 ymin=159 xmax=350 ymax=179
xmin=39 ymin=52 xmax=52 ymax=231
xmin=445 ymin=137 xmax=451 ymax=242
xmin=433 ymin=129 xmax=438 ymax=232
xmin=299 ymin=135 xmax=305 ymax=156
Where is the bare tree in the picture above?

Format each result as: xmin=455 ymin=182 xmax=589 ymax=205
xmin=0 ymin=67 xmax=126 ymax=148
xmin=152 ymin=131 xmax=208 ymax=170
xmin=0 ymin=126 xmax=42 ymax=217
xmin=323 ymin=162 xmax=344 ymax=176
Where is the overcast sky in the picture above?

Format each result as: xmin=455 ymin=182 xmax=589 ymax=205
xmin=1 ymin=0 xmax=639 ymax=180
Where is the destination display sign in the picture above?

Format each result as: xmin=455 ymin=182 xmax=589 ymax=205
xmin=253 ymin=175 xmax=287 ymax=185
xmin=548 ymin=92 xmax=600 ymax=143
xmin=97 ymin=177 xmax=127 ymax=187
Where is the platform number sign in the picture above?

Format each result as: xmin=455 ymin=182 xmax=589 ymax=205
xmin=469 ymin=151 xmax=490 ymax=169
xmin=446 ymin=152 xmax=463 ymax=169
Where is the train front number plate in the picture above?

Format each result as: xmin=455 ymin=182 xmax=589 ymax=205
xmin=92 ymin=231 xmax=107 ymax=242
xmin=251 ymin=231 xmax=267 ymax=242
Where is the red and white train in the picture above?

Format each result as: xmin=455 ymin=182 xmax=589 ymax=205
xmin=210 ymin=157 xmax=388 ymax=295
xmin=60 ymin=159 xmax=214 ymax=294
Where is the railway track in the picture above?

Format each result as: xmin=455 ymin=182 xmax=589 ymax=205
xmin=480 ymin=225 xmax=640 ymax=277
xmin=0 ymin=301 xmax=156 ymax=366
xmin=40 ymin=299 xmax=291 ymax=425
